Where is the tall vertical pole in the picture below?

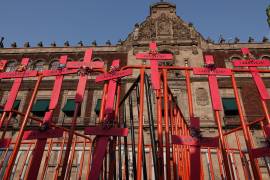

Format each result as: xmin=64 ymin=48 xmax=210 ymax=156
xmin=3 ymin=75 xmax=42 ymax=180
xmin=136 ymin=68 xmax=145 ymax=180
xmin=231 ymin=73 xmax=262 ymax=179
xmin=162 ymin=69 xmax=172 ymax=180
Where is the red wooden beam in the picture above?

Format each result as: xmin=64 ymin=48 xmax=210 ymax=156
xmin=23 ymin=128 xmax=63 ymax=140
xmin=172 ymin=135 xmax=219 ymax=147
xmin=251 ymin=147 xmax=270 ymax=158
xmin=84 ymin=127 xmax=128 ymax=136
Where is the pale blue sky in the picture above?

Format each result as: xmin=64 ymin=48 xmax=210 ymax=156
xmin=0 ymin=0 xmax=269 ymax=47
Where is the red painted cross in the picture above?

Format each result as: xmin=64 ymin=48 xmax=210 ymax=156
xmin=232 ymin=48 xmax=270 ymax=100
xmin=193 ymin=55 xmax=232 ymax=110
xmin=85 ymin=59 xmax=129 ymax=180
xmin=0 ymin=58 xmax=37 ymax=118
xmin=136 ymin=41 xmax=173 ymax=90
xmin=60 ymin=49 xmax=105 ymax=179
xmin=65 ymin=49 xmax=104 ymax=103
xmin=0 ymin=58 xmax=37 ymax=149
xmin=22 ymin=55 xmax=69 ymax=180
xmin=172 ymin=117 xmax=219 ymax=180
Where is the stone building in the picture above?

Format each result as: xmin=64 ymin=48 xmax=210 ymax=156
xmin=0 ymin=1 xmax=270 ymax=179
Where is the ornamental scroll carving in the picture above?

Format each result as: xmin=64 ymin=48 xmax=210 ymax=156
xmin=137 ymin=13 xmax=192 ymax=41
xmin=195 ymin=88 xmax=209 ymax=106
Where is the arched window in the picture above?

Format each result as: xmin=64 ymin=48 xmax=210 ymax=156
xmin=261 ymin=55 xmax=270 ymax=60
xmin=33 ymin=60 xmax=45 ymax=71
xmin=158 ymin=50 xmax=174 ymax=66
xmin=259 ymin=55 xmax=270 ymax=70
xmin=49 ymin=60 xmax=60 ymax=70
xmin=92 ymin=57 xmax=103 ymax=62
xmin=226 ymin=56 xmax=242 ymax=69
xmin=5 ymin=61 xmax=18 ymax=72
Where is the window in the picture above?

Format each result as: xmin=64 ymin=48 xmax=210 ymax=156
xmin=49 ymin=60 xmax=60 ymax=70
xmin=62 ymin=99 xmax=81 ymax=117
xmin=31 ymin=99 xmax=50 ymax=117
xmin=95 ymin=99 xmax=102 ymax=115
xmin=222 ymin=98 xmax=239 ymax=116
xmin=5 ymin=61 xmax=17 ymax=72
xmin=33 ymin=60 xmax=44 ymax=71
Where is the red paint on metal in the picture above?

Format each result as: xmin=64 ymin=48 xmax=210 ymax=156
xmin=136 ymin=41 xmax=173 ymax=90
xmin=193 ymin=67 xmax=232 ymax=76
xmin=84 ymin=127 xmax=128 ymax=136
xmin=95 ymin=69 xmax=132 ymax=82
xmin=251 ymin=147 xmax=270 ymax=158
xmin=23 ymin=128 xmax=64 ymax=140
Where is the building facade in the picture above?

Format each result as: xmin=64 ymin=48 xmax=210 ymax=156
xmin=0 ymin=2 xmax=270 ymax=179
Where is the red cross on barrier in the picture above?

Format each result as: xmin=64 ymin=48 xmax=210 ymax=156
xmin=232 ymin=48 xmax=270 ymax=159
xmin=193 ymin=55 xmax=232 ymax=110
xmin=22 ymin=55 xmax=70 ymax=180
xmin=59 ymin=49 xmax=104 ymax=179
xmin=0 ymin=58 xmax=37 ymax=126
xmin=136 ymin=41 xmax=173 ymax=90
xmin=172 ymin=117 xmax=219 ymax=180
xmin=84 ymin=59 xmax=130 ymax=180
xmin=233 ymin=48 xmax=270 ymax=100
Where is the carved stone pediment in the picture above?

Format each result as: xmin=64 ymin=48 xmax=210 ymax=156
xmin=124 ymin=3 xmax=204 ymax=47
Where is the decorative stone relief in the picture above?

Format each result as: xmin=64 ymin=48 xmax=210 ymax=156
xmin=136 ymin=13 xmax=194 ymax=41
xmin=195 ymin=88 xmax=209 ymax=106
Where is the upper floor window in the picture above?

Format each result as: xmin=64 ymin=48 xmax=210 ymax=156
xmin=222 ymin=98 xmax=239 ymax=116
xmin=49 ymin=60 xmax=60 ymax=70
xmin=5 ymin=61 xmax=17 ymax=72
xmin=261 ymin=55 xmax=270 ymax=60
xmin=33 ymin=60 xmax=45 ymax=71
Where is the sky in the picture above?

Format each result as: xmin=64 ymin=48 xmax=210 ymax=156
xmin=0 ymin=0 xmax=269 ymax=47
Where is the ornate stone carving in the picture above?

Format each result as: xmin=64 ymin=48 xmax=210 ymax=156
xmin=195 ymin=88 xmax=209 ymax=106
xmin=135 ymin=13 xmax=193 ymax=41
xmin=157 ymin=13 xmax=172 ymax=36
